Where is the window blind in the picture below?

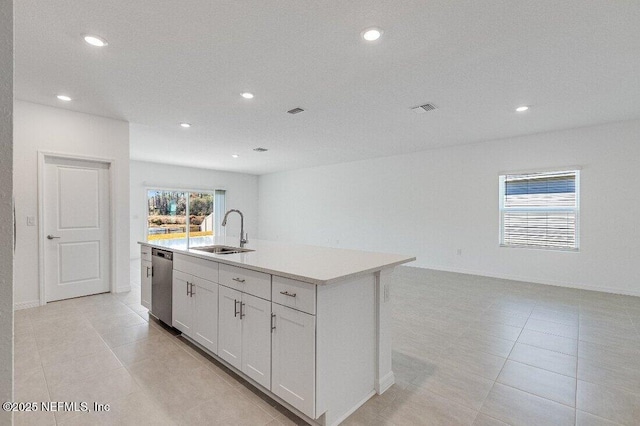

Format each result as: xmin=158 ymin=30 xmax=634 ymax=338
xmin=500 ymin=170 xmax=579 ymax=250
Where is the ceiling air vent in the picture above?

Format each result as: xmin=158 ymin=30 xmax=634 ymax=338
xmin=411 ymin=103 xmax=438 ymax=114
xmin=253 ymin=147 xmax=268 ymax=152
xmin=287 ymin=107 xmax=305 ymax=115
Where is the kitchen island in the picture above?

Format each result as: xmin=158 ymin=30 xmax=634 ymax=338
xmin=139 ymin=237 xmax=414 ymax=426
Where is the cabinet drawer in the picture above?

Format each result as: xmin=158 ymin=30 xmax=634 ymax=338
xmin=140 ymin=246 xmax=152 ymax=262
xmin=174 ymin=253 xmax=219 ymax=282
xmin=272 ymin=276 xmax=316 ymax=315
xmin=219 ymin=264 xmax=271 ymax=300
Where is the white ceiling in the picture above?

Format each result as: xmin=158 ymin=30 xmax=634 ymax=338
xmin=15 ymin=1 xmax=640 ymax=175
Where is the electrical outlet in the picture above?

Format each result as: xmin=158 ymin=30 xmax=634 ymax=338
xmin=26 ymin=216 xmax=36 ymax=226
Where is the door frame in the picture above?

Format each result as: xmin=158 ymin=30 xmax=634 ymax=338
xmin=37 ymin=151 xmax=117 ymax=306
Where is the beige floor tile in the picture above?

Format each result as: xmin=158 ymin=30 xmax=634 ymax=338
xmin=14 ymin=334 xmax=42 ymax=372
xmin=380 ymin=386 xmax=478 ymax=425
xmin=14 ymin=367 xmax=50 ymax=402
xmin=517 ymin=328 xmax=578 ymax=356
xmin=90 ymin=311 xmax=147 ymax=335
xmin=99 ymin=321 xmax=159 ymax=348
xmin=480 ymin=383 xmax=575 ymax=426
xmin=456 ymin=332 xmax=515 ymax=358
xmin=39 ymin=332 xmax=110 ymax=367
xmin=57 ymin=391 xmax=174 ymax=426
xmin=578 ymin=357 xmax=640 ymax=394
xmin=14 ymin=409 xmax=57 ymax=426
xmin=111 ymin=334 xmax=182 ymax=366
xmin=412 ymin=366 xmax=494 ymax=410
xmin=497 ymin=360 xmax=576 ymax=406
xmin=509 ymin=343 xmax=577 ymax=377
xmin=438 ymin=345 xmax=507 ymax=381
xmin=478 ymin=310 xmax=529 ymax=328
xmin=50 ymin=367 xmax=140 ymax=424
xmin=525 ymin=318 xmax=579 ymax=339
xmin=179 ymin=390 xmax=276 ymax=426
xmin=43 ymin=348 xmax=122 ymax=391
xmin=530 ymin=307 xmax=579 ymax=326
xmin=577 ymin=380 xmax=640 ymax=425
xmin=472 ymin=413 xmax=510 ymax=426
xmin=576 ymin=410 xmax=624 ymax=426
xmin=467 ymin=322 xmax=523 ymax=342
xmin=579 ymin=326 xmax=640 ymax=350
xmin=578 ymin=340 xmax=640 ymax=372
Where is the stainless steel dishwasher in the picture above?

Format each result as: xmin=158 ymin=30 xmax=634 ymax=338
xmin=151 ymin=248 xmax=173 ymax=326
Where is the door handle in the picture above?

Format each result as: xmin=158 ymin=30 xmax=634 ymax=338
xmin=47 ymin=235 xmax=60 ymax=240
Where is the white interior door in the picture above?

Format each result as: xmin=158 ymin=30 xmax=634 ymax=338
xmin=43 ymin=156 xmax=110 ymax=302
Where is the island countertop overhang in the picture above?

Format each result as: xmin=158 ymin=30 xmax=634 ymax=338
xmin=139 ymin=237 xmax=415 ymax=285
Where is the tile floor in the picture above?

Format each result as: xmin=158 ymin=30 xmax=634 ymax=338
xmin=13 ymin=264 xmax=640 ymax=425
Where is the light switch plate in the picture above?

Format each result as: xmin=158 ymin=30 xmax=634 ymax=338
xmin=26 ymin=216 xmax=36 ymax=226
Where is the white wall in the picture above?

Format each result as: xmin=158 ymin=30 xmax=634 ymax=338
xmin=0 ymin=0 xmax=13 ymax=420
xmin=259 ymin=119 xmax=640 ymax=296
xmin=13 ymin=101 xmax=130 ymax=308
xmin=129 ymin=161 xmax=259 ymax=258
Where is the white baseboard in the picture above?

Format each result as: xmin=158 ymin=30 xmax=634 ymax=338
xmin=411 ymin=264 xmax=640 ymax=298
xmin=14 ymin=300 xmax=40 ymax=310
xmin=115 ymin=285 xmax=131 ymax=293
xmin=376 ymin=371 xmax=395 ymax=394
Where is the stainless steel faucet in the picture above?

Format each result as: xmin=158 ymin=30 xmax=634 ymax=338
xmin=221 ymin=209 xmax=248 ymax=247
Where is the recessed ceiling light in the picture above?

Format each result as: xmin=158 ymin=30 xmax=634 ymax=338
xmin=515 ymin=105 xmax=529 ymax=112
xmin=180 ymin=122 xmax=191 ymax=128
xmin=83 ymin=35 xmax=108 ymax=47
xmin=231 ymin=154 xmax=239 ymax=158
xmin=362 ymin=28 xmax=383 ymax=41
xmin=56 ymin=95 xmax=72 ymax=102
xmin=241 ymin=92 xmax=254 ymax=99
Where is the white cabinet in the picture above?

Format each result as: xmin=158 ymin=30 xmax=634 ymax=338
xmin=271 ymin=303 xmax=316 ymax=418
xmin=140 ymin=246 xmax=152 ymax=310
xmin=241 ymin=293 xmax=271 ymax=389
xmin=218 ymin=285 xmax=272 ymax=389
xmin=172 ymin=270 xmax=194 ymax=335
xmin=218 ymin=285 xmax=242 ymax=369
xmin=193 ymin=281 xmax=218 ymax=353
xmin=173 ymin=270 xmax=219 ymax=354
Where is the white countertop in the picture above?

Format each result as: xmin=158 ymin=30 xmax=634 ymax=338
xmin=140 ymin=237 xmax=415 ymax=285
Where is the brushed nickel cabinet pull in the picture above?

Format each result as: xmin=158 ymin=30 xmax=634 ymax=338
xmin=232 ymin=277 xmax=246 ymax=283
xmin=190 ymin=283 xmax=195 ymax=297
xmin=234 ymin=299 xmax=240 ymax=317
xmin=240 ymin=302 xmax=246 ymax=319
xmin=271 ymin=313 xmax=276 ymax=332
xmin=186 ymin=282 xmax=190 ymax=296
xmin=280 ymin=291 xmax=297 ymax=298
xmin=146 ymin=266 xmax=151 ymax=278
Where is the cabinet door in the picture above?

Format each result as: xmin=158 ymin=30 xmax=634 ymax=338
xmin=172 ymin=270 xmax=194 ymax=334
xmin=140 ymin=259 xmax=152 ymax=310
xmin=194 ymin=280 xmax=218 ymax=354
xmin=271 ymin=304 xmax=315 ymax=418
xmin=241 ymin=293 xmax=272 ymax=389
xmin=218 ymin=285 xmax=242 ymax=369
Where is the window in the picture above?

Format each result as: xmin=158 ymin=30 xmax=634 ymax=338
xmin=499 ymin=170 xmax=579 ymax=250
xmin=146 ymin=189 xmax=226 ymax=247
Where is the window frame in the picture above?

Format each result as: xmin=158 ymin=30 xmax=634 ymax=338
xmin=144 ymin=186 xmax=226 ymax=249
xmin=498 ymin=168 xmax=581 ymax=251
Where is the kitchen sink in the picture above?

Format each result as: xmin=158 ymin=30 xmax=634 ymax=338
xmin=192 ymin=245 xmax=254 ymax=255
